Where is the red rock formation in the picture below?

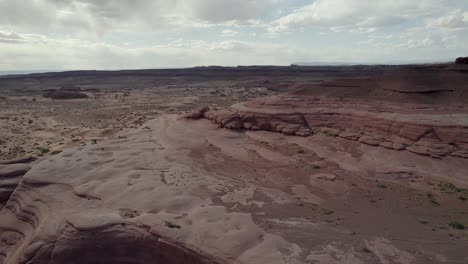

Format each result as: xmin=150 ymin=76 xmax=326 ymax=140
xmin=200 ymin=109 xmax=312 ymax=136
xmin=186 ymin=67 xmax=468 ymax=159
xmin=0 ymin=161 xmax=32 ymax=209
xmin=184 ymin=107 xmax=210 ymax=119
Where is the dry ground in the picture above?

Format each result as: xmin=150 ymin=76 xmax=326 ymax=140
xmin=0 ymin=75 xmax=280 ymax=160
xmin=0 ymin=66 xmax=467 ymax=264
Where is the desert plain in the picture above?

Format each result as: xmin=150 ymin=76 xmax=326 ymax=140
xmin=0 ymin=64 xmax=467 ymax=263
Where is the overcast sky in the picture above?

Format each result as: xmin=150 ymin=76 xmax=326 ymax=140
xmin=1 ymin=0 xmax=468 ymax=70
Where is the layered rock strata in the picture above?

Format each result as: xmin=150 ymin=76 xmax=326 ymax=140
xmin=186 ymin=100 xmax=468 ymax=159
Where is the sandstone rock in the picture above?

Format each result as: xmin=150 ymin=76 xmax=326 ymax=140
xmin=0 ymin=156 xmax=36 ymax=165
xmin=0 ymin=117 xmax=327 ymax=264
xmin=379 ymin=142 xmax=406 ymax=151
xmin=190 ymin=99 xmax=468 ymax=158
xmin=0 ymin=163 xmax=31 ymax=209
xmin=313 ymin=174 xmax=337 ymax=181
xmin=200 ymin=109 xmax=312 ymax=136
xmin=182 ymin=68 xmax=468 ymax=159
xmin=184 ymin=107 xmax=209 ymax=119
xmin=339 ymin=131 xmax=361 ymax=141
xmin=451 ymin=149 xmax=468 ymax=159
xmin=358 ymin=136 xmax=384 ymax=146
xmin=0 ymin=163 xmax=31 ymax=178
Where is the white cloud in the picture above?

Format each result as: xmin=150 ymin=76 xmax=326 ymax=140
xmin=0 ymin=0 xmax=467 ymax=69
xmin=269 ymin=0 xmax=442 ymax=32
xmin=221 ymin=29 xmax=239 ymax=37
xmin=427 ymin=9 xmax=468 ymax=30
xmin=0 ymin=0 xmax=279 ymax=36
xmin=186 ymin=0 xmax=276 ymax=23
xmin=0 ymin=32 xmax=309 ymax=70
xmin=0 ymin=30 xmax=24 ymax=43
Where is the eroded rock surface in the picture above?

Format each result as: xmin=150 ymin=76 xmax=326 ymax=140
xmin=187 ymin=68 xmax=468 ymax=159
xmin=0 ymin=161 xmax=32 ymax=209
xmin=1 ymin=115 xmax=467 ymax=264
xmin=2 ymin=65 xmax=468 ymax=264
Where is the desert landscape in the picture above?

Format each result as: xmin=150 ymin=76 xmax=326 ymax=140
xmin=0 ymin=61 xmax=467 ymax=264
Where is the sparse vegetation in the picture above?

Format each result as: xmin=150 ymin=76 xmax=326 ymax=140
xmin=448 ymin=221 xmax=465 ymax=230
xmin=297 ymin=148 xmax=305 ymax=154
xmin=323 ymin=209 xmax=334 ymax=215
xmin=165 ymin=221 xmax=181 ymax=229
xmin=427 ymin=193 xmax=440 ymax=206
xmin=320 ymin=130 xmax=338 ymax=138
xmin=91 ymin=139 xmax=98 ymax=145
xmin=377 ymin=184 xmax=387 ymax=189
xmin=438 ymin=181 xmax=468 ymax=194
xmin=37 ymin=147 xmax=49 ymax=154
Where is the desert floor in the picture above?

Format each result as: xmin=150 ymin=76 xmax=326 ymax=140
xmin=0 ymin=66 xmax=467 ymax=264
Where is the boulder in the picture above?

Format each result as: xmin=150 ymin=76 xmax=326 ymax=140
xmin=184 ymin=107 xmax=209 ymax=119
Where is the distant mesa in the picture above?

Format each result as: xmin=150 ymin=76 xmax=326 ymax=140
xmin=455 ymin=57 xmax=468 ymax=64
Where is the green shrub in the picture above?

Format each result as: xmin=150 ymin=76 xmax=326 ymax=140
xmin=165 ymin=221 xmax=181 ymax=229
xmin=37 ymin=147 xmax=49 ymax=154
xmin=448 ymin=221 xmax=465 ymax=230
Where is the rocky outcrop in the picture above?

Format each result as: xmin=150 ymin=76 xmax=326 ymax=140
xmin=187 ymin=91 xmax=468 ymax=159
xmin=0 ymin=162 xmax=32 ymax=209
xmin=455 ymin=57 xmax=468 ymax=64
xmin=2 ymin=115 xmax=468 ymax=264
xmin=0 ymin=117 xmax=308 ymax=264
xmin=186 ymin=108 xmax=312 ymax=136
xmin=184 ymin=107 xmax=210 ymax=119
xmin=15 ymin=222 xmax=221 ymax=264
xmin=184 ymin=68 xmax=468 ymax=159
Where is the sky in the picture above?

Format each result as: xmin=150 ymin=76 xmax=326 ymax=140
xmin=0 ymin=0 xmax=468 ymax=70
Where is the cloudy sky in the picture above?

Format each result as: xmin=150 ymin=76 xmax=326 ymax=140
xmin=1 ymin=0 xmax=468 ymax=70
